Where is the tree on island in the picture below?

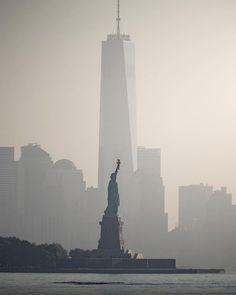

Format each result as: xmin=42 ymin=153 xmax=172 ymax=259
xmin=0 ymin=237 xmax=67 ymax=268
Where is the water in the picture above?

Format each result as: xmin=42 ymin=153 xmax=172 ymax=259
xmin=0 ymin=273 xmax=236 ymax=295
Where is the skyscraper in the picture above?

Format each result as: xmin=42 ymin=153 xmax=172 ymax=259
xmin=126 ymin=147 xmax=168 ymax=256
xmin=52 ymin=159 xmax=86 ymax=249
xmin=179 ymin=184 xmax=213 ymax=230
xmin=137 ymin=147 xmax=161 ymax=175
xmin=0 ymin=147 xmax=17 ymax=236
xmin=98 ymin=0 xmax=137 ymax=197
xmin=18 ymin=144 xmax=53 ymax=243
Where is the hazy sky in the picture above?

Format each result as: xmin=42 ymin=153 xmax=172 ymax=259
xmin=0 ymin=0 xmax=236 ymax=229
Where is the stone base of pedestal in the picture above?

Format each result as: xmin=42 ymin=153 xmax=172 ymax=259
xmin=98 ymin=215 xmax=125 ymax=257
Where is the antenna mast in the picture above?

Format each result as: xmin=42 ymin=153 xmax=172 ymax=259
xmin=116 ymin=0 xmax=121 ymax=38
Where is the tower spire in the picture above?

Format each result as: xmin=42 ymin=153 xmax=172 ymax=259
xmin=116 ymin=0 xmax=121 ymax=38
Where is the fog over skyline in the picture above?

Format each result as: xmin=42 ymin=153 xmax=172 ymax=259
xmin=1 ymin=0 xmax=236 ymax=229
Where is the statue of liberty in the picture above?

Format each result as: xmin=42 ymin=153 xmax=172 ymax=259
xmin=104 ymin=159 xmax=121 ymax=216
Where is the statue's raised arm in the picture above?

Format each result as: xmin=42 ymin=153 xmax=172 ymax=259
xmin=104 ymin=159 xmax=121 ymax=216
xmin=114 ymin=159 xmax=121 ymax=176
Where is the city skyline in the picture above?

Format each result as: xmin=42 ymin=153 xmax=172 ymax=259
xmin=1 ymin=0 xmax=236 ymax=229
xmin=1 ymin=142 xmax=235 ymax=270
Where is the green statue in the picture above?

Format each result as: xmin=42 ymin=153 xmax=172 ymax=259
xmin=104 ymin=159 xmax=121 ymax=216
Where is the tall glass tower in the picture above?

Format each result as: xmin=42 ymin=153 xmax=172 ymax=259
xmin=98 ymin=0 xmax=137 ymax=197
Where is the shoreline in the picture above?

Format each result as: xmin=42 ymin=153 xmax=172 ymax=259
xmin=0 ymin=268 xmax=225 ymax=274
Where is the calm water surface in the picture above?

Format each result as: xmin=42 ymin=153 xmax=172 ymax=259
xmin=0 ymin=273 xmax=236 ymax=295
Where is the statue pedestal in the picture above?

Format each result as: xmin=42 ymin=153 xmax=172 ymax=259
xmin=98 ymin=215 xmax=125 ymax=257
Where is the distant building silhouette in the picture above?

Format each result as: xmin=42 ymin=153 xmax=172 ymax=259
xmin=18 ymin=144 xmax=53 ymax=243
xmin=126 ymin=147 xmax=168 ymax=257
xmin=0 ymin=147 xmax=17 ymax=236
xmin=43 ymin=159 xmax=86 ymax=249
xmin=137 ymin=147 xmax=161 ymax=176
xmin=205 ymin=187 xmax=236 ymax=231
xmin=83 ymin=186 xmax=103 ymax=250
xmin=179 ymin=184 xmax=213 ymax=230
